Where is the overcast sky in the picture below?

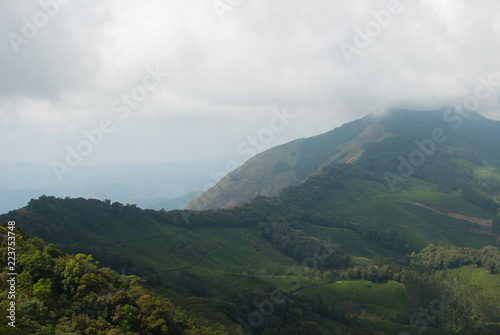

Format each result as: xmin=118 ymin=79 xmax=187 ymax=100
xmin=2 ymin=0 xmax=500 ymax=168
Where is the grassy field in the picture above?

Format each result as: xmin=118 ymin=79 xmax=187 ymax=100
xmin=94 ymin=226 xmax=302 ymax=288
xmin=353 ymin=318 xmax=454 ymax=335
xmin=82 ymin=222 xmax=348 ymax=292
xmin=300 ymin=222 xmax=400 ymax=259
xmin=90 ymin=173 xmax=497 ymax=292
xmin=474 ymin=166 xmax=500 ymax=180
xmin=95 ymin=178 xmax=500 ymax=291
xmin=298 ymin=280 xmax=413 ymax=320
xmin=21 ymin=173 xmax=498 ymax=297
xmin=298 ymin=279 xmax=458 ymax=334
xmin=304 ymin=177 xmax=499 ymax=250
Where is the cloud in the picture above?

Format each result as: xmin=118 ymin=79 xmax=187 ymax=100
xmin=1 ymin=0 xmax=500 ymax=166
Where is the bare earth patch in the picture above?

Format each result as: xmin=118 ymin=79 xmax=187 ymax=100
xmin=411 ymin=202 xmax=493 ymax=234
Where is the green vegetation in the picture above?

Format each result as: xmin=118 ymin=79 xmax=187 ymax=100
xmin=0 ymin=222 xmax=224 ymax=334
xmin=299 ymin=280 xmax=413 ymax=320
xmin=3 ymin=181 xmax=500 ymax=334
xmin=189 ymin=109 xmax=500 ymax=211
xmin=3 ymin=110 xmax=500 ymax=333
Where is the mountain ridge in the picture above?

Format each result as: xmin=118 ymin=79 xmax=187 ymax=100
xmin=188 ymin=108 xmax=500 ymax=210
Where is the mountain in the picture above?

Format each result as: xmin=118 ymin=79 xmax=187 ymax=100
xmin=3 ymin=108 xmax=500 ymax=334
xmin=186 ymin=114 xmax=376 ymax=210
xmin=187 ymin=108 xmax=500 ymax=210
xmin=3 ymin=162 xmax=500 ymax=333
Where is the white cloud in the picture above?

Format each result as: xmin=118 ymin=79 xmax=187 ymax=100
xmin=1 ymin=0 xmax=500 ymax=165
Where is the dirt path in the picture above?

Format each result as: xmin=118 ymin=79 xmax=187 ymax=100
xmin=411 ymin=202 xmax=493 ymax=234
xmin=447 ymin=212 xmax=492 ymax=232
xmin=411 ymin=202 xmax=444 ymax=215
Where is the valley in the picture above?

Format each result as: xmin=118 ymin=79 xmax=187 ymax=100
xmin=2 ymin=109 xmax=500 ymax=334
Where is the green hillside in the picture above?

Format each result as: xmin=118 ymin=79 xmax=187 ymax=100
xmin=3 ymin=162 xmax=500 ymax=333
xmin=187 ymin=113 xmax=386 ymax=210
xmin=7 ymin=197 xmax=500 ymax=334
xmin=0 ymin=221 xmax=225 ymax=334
xmin=187 ymin=139 xmax=305 ymax=209
xmin=302 ymin=176 xmax=498 ymax=250
xmin=188 ymin=108 xmax=500 ymax=210
xmin=3 ymin=109 xmax=500 ymax=334
xmin=298 ymin=280 xmax=413 ymax=322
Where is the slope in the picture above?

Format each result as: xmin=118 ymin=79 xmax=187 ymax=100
xmin=187 ymin=113 xmax=385 ymax=210
xmin=188 ymin=108 xmax=500 ymax=210
xmin=3 ymin=164 xmax=500 ymax=333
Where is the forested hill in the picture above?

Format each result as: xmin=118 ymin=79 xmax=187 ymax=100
xmin=3 ymin=162 xmax=500 ymax=267
xmin=2 ymin=156 xmax=500 ymax=333
xmin=3 ymin=193 xmax=500 ymax=334
xmin=0 ymin=221 xmax=223 ymax=334
xmin=188 ymin=108 xmax=500 ymax=210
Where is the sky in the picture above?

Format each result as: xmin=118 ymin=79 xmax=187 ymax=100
xmin=2 ymin=0 xmax=500 ymax=168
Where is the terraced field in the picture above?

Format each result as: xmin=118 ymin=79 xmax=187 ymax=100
xmin=298 ymin=280 xmax=413 ymax=320
xmin=304 ymin=177 xmax=500 ymax=250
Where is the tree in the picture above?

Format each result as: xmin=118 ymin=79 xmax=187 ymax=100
xmin=33 ymin=278 xmax=52 ymax=300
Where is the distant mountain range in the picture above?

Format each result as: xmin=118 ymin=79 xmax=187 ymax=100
xmin=188 ymin=108 xmax=500 ymax=210
xmin=0 ymin=158 xmax=239 ymax=213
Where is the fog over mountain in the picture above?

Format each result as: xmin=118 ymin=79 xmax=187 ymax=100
xmin=188 ymin=108 xmax=500 ymax=210
xmin=1 ymin=0 xmax=500 ymax=175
